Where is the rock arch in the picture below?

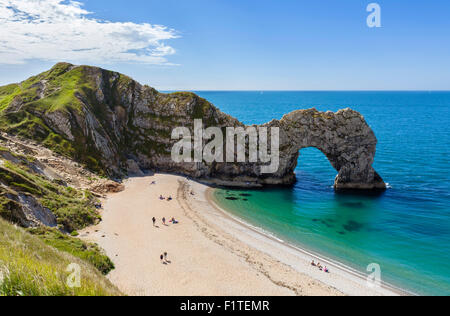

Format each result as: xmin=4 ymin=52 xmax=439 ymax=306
xmin=272 ymin=108 xmax=386 ymax=190
xmin=197 ymin=108 xmax=386 ymax=190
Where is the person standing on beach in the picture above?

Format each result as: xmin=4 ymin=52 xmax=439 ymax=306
xmin=162 ymin=217 xmax=166 ymax=225
xmin=152 ymin=217 xmax=156 ymax=226
xmin=160 ymin=254 xmax=164 ymax=264
xmin=164 ymin=252 xmax=168 ymax=261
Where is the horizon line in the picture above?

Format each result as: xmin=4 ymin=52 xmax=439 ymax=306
xmin=160 ymin=89 xmax=450 ymax=92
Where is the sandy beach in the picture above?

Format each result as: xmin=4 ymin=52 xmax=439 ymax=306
xmin=80 ymin=174 xmax=400 ymax=296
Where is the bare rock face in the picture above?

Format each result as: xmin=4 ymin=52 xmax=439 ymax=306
xmin=0 ymin=63 xmax=386 ymax=191
xmin=2 ymin=193 xmax=57 ymax=228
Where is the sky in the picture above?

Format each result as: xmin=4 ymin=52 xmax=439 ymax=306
xmin=0 ymin=0 xmax=449 ymax=90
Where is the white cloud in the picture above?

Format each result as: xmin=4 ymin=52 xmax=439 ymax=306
xmin=0 ymin=0 xmax=179 ymax=65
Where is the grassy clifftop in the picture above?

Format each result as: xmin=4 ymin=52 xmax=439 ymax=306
xmin=0 ymin=63 xmax=123 ymax=175
xmin=0 ymin=63 xmax=230 ymax=178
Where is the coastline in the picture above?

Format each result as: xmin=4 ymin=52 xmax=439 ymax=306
xmin=80 ymin=174 xmax=404 ymax=296
xmin=206 ymin=188 xmax=410 ymax=296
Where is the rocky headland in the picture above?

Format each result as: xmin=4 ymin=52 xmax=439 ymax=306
xmin=0 ymin=62 xmax=385 ymax=193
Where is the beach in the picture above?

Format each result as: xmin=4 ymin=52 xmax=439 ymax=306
xmin=80 ymin=174 xmax=400 ymax=296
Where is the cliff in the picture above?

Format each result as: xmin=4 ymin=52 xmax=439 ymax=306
xmin=0 ymin=63 xmax=385 ymax=190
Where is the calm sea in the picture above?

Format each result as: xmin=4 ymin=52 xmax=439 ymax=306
xmin=191 ymin=91 xmax=450 ymax=296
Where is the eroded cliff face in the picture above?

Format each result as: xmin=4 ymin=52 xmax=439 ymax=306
xmin=0 ymin=134 xmax=124 ymax=229
xmin=0 ymin=63 xmax=385 ymax=190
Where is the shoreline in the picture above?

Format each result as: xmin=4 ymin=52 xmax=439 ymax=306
xmin=206 ymin=188 xmax=411 ymax=296
xmin=80 ymin=174 xmax=405 ymax=296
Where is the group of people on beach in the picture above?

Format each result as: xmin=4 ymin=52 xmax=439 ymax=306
xmin=311 ymin=260 xmax=329 ymax=273
xmin=150 ymin=180 xmax=176 ymax=265
xmin=159 ymin=195 xmax=173 ymax=201
xmin=152 ymin=217 xmax=179 ymax=226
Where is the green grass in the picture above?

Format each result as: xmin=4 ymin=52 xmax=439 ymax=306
xmin=0 ymin=218 xmax=121 ymax=296
xmin=27 ymin=227 xmax=114 ymax=275
xmin=0 ymin=167 xmax=44 ymax=195
xmin=0 ymin=84 xmax=21 ymax=112
xmin=30 ymin=67 xmax=88 ymax=113
xmin=0 ymin=84 xmax=19 ymax=97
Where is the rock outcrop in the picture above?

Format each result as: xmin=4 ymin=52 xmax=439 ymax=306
xmin=1 ymin=192 xmax=57 ymax=228
xmin=0 ymin=63 xmax=385 ymax=190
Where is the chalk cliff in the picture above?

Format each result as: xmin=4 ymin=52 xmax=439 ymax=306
xmin=0 ymin=63 xmax=385 ymax=190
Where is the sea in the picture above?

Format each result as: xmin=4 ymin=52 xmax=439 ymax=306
xmin=188 ymin=91 xmax=450 ymax=296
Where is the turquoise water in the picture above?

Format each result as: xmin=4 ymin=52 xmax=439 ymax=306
xmin=193 ymin=91 xmax=450 ymax=296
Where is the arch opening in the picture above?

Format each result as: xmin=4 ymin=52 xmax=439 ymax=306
xmin=295 ymin=147 xmax=337 ymax=189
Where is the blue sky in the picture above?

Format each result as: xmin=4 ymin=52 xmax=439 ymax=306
xmin=0 ymin=0 xmax=449 ymax=90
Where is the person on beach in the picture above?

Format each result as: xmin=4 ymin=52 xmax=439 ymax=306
xmin=324 ymin=267 xmax=329 ymax=273
xmin=167 ymin=196 xmax=173 ymax=201
xmin=311 ymin=260 xmax=316 ymax=266
xmin=159 ymin=195 xmax=165 ymax=200
xmin=171 ymin=217 xmax=178 ymax=224
xmin=162 ymin=217 xmax=166 ymax=225
xmin=152 ymin=217 xmax=156 ymax=226
xmin=160 ymin=254 xmax=164 ymax=263
xmin=164 ymin=252 xmax=168 ymax=261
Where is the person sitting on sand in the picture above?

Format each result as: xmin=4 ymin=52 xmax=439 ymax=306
xmin=170 ymin=217 xmax=179 ymax=224
xmin=159 ymin=195 xmax=165 ymax=200
xmin=311 ymin=260 xmax=316 ymax=266
xmin=324 ymin=267 xmax=329 ymax=273
xmin=167 ymin=196 xmax=173 ymax=201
